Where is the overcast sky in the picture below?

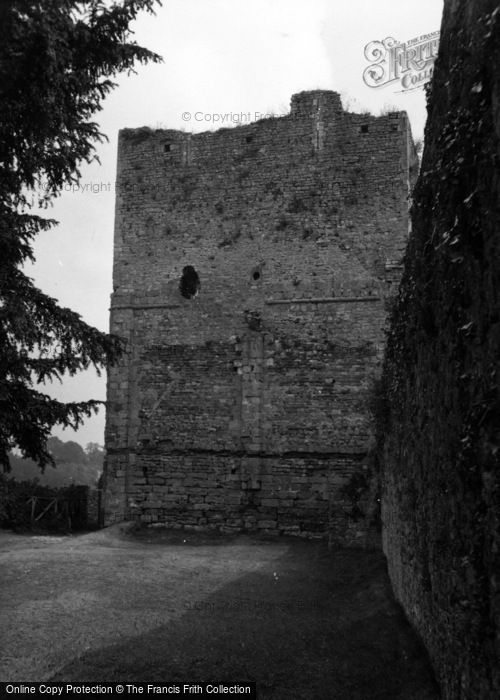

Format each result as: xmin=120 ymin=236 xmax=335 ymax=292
xmin=27 ymin=0 xmax=444 ymax=447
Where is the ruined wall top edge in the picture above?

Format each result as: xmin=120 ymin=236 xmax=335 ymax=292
xmin=118 ymin=89 xmax=410 ymax=143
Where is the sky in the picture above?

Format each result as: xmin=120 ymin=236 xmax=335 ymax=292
xmin=27 ymin=0 xmax=444 ymax=448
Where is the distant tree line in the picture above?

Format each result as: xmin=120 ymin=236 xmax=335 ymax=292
xmin=8 ymin=437 xmax=104 ymax=488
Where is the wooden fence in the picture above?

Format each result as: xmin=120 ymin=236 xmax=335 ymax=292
xmin=26 ymin=487 xmax=91 ymax=530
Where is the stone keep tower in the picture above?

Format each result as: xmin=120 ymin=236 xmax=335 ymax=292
xmin=103 ymin=90 xmax=417 ymax=543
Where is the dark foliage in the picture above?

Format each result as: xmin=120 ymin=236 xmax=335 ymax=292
xmin=8 ymin=437 xmax=104 ymax=487
xmin=0 ymin=473 xmax=90 ymax=531
xmin=0 ymin=1 xmax=162 ymax=469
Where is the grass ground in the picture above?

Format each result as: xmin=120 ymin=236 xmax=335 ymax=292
xmin=0 ymin=525 xmax=439 ymax=698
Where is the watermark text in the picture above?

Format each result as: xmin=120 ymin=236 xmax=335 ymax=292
xmin=363 ymin=31 xmax=440 ymax=91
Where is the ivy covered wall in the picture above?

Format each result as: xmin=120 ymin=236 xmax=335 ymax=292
xmin=381 ymin=2 xmax=500 ymax=697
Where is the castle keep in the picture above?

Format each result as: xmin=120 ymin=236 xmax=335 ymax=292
xmin=103 ymin=90 xmax=417 ymax=543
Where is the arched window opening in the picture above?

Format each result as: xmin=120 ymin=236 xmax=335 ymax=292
xmin=179 ymin=265 xmax=200 ymax=299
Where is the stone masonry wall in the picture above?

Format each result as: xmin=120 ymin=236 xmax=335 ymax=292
xmin=381 ymin=1 xmax=500 ymax=697
xmin=104 ymin=90 xmax=416 ymax=544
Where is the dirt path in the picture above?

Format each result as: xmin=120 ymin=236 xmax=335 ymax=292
xmin=0 ymin=526 xmax=439 ymax=698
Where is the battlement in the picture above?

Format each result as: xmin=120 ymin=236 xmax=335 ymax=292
xmin=290 ymin=89 xmax=343 ymax=116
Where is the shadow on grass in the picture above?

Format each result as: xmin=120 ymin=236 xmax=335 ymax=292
xmin=51 ymin=541 xmax=440 ymax=699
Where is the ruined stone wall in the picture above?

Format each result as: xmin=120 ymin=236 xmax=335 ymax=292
xmin=104 ymin=90 xmax=415 ymax=543
xmin=381 ymin=1 xmax=500 ymax=696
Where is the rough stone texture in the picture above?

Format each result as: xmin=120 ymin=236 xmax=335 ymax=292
xmin=381 ymin=2 xmax=500 ymax=697
xmin=87 ymin=488 xmax=101 ymax=528
xmin=103 ymin=90 xmax=417 ymax=544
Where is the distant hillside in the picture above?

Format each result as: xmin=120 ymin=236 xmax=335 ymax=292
xmin=8 ymin=438 xmax=103 ymax=488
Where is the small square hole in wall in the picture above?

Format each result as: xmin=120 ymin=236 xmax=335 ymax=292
xmin=164 ymin=143 xmax=171 ymax=152
xmin=245 ymin=135 xmax=253 ymax=144
xmin=361 ymin=124 xmax=369 ymax=133
xmin=251 ymin=267 xmax=261 ymax=282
